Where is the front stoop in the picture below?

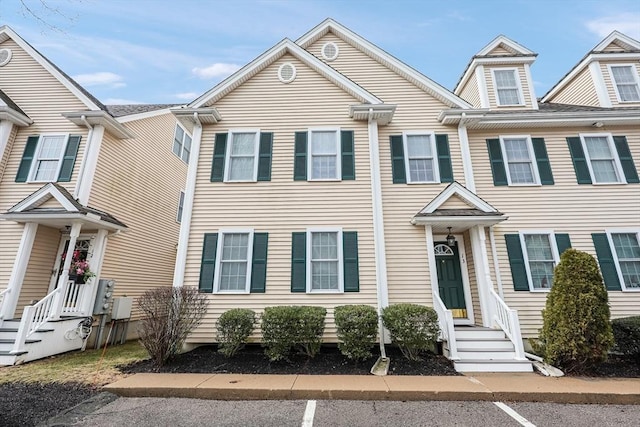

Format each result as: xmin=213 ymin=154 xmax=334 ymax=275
xmin=446 ymin=326 xmax=533 ymax=373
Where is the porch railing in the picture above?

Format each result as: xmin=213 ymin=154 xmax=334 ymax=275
xmin=433 ymin=293 xmax=458 ymax=360
xmin=0 ymin=288 xmax=10 ymax=319
xmin=61 ymin=280 xmax=88 ymax=315
xmin=489 ymin=288 xmax=525 ymax=359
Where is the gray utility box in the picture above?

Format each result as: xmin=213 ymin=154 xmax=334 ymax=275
xmin=93 ymin=279 xmax=115 ymax=315
xmin=111 ymin=297 xmax=133 ymax=320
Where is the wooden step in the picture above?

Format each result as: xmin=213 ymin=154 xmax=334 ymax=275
xmin=454 ymin=358 xmax=533 ymax=373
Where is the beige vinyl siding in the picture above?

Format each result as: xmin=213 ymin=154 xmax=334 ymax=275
xmin=487 ymin=46 xmax=513 ymax=56
xmin=547 ymin=66 xmax=599 ymax=106
xmin=88 ymin=112 xmax=186 ymax=321
xmin=469 ymin=127 xmax=640 ymax=336
xmin=484 ymin=65 xmax=533 ymax=109
xmin=601 ymin=61 xmax=640 ymax=107
xmin=458 ymin=75 xmax=482 ymax=108
xmin=184 ymin=53 xmax=376 ymax=342
xmin=602 ymin=42 xmax=626 ymax=53
xmin=15 ymin=225 xmax=59 ymax=317
xmin=439 ymin=195 xmax=473 ymax=209
xmin=308 ymin=33 xmax=467 ymax=313
xmin=0 ymin=124 xmax=18 ymax=182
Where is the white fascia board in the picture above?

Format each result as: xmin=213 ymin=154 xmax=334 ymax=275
xmin=349 ymin=104 xmax=397 ymax=125
xmin=117 ymin=107 xmax=179 ymax=123
xmin=0 ymin=212 xmax=127 ymax=232
xmin=593 ymin=31 xmax=640 ymax=52
xmin=0 ymin=107 xmax=32 ymax=126
xmin=0 ymin=27 xmax=102 ymax=112
xmin=9 ymin=183 xmax=79 ymax=213
xmin=419 ymin=182 xmax=497 ymax=214
xmin=439 ymin=109 xmax=640 ymax=126
xmin=411 ymin=215 xmax=506 ymax=226
xmin=296 ymin=19 xmax=471 ymax=109
xmin=62 ymin=111 xmax=134 ymax=139
xmin=476 ymin=35 xmax=536 ymax=57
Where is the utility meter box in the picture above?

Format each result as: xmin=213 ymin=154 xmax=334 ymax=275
xmin=93 ymin=279 xmax=115 ymax=315
xmin=111 ymin=297 xmax=133 ymax=320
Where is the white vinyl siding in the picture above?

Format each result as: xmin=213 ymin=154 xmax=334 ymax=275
xmin=609 ymin=64 xmax=640 ymax=102
xmin=225 ymin=131 xmax=259 ymax=182
xmin=308 ymin=129 xmax=340 ymax=180
xmin=520 ymin=232 xmax=559 ymax=291
xmin=403 ymin=132 xmax=439 ymax=183
xmin=492 ymin=68 xmax=524 ymax=106
xmin=172 ymin=125 xmax=192 ymax=163
xmin=500 ymin=136 xmax=540 ymax=185
xmin=215 ymin=230 xmax=254 ymax=293
xmin=609 ymin=231 xmax=640 ymax=291
xmin=307 ymin=229 xmax=343 ymax=293
xmin=580 ymin=133 xmax=625 ymax=184
xmin=30 ymin=134 xmax=68 ymax=182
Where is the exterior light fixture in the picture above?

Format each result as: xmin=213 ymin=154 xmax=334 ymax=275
xmin=446 ymin=227 xmax=456 ymax=246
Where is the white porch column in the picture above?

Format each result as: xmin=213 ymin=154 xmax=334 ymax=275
xmin=81 ymin=229 xmax=109 ymax=315
xmin=470 ymin=225 xmax=494 ymax=327
xmin=0 ymin=222 xmax=38 ymax=320
xmin=424 ymin=226 xmax=439 ymax=301
xmin=52 ymin=222 xmax=82 ymax=319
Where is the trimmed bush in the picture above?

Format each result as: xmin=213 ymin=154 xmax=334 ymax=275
xmin=612 ymin=316 xmax=640 ymax=362
xmin=261 ymin=306 xmax=326 ymax=361
xmin=334 ymin=305 xmax=378 ymax=361
xmin=534 ymin=249 xmax=614 ymax=372
xmin=382 ymin=303 xmax=439 ymax=361
xmin=216 ymin=309 xmax=256 ymax=358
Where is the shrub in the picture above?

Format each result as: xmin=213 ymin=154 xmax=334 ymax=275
xmin=611 ymin=316 xmax=640 ymax=362
xmin=334 ymin=305 xmax=378 ymax=361
xmin=137 ymin=287 xmax=209 ymax=367
xmin=217 ymin=308 xmax=256 ymax=358
xmin=381 ymin=303 xmax=439 ymax=361
xmin=261 ymin=306 xmax=326 ymax=361
xmin=534 ymin=249 xmax=613 ymax=373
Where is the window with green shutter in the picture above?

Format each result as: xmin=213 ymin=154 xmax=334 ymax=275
xmin=486 ymin=138 xmax=508 ymax=186
xmin=15 ymin=134 xmax=81 ymax=183
xmin=489 ymin=136 xmax=552 ymax=186
xmin=389 ymin=133 xmax=452 ymax=184
xmin=506 ymin=232 xmax=569 ymax=291
xmin=568 ymin=134 xmax=637 ymax=184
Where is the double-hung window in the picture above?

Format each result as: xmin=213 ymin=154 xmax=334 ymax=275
xmin=308 ymin=229 xmax=343 ymax=292
xmin=492 ymin=68 xmax=523 ymax=106
xmin=403 ymin=132 xmax=438 ymax=183
xmin=520 ymin=232 xmax=559 ymax=290
xmin=30 ymin=135 xmax=68 ymax=182
xmin=309 ymin=129 xmax=340 ymax=180
xmin=215 ymin=231 xmax=254 ymax=293
xmin=580 ymin=134 xmax=624 ymax=183
xmin=610 ymin=231 xmax=640 ymax=290
xmin=173 ymin=125 xmax=192 ymax=163
xmin=609 ymin=65 xmax=640 ymax=103
xmin=225 ymin=131 xmax=259 ymax=181
xmin=500 ymin=136 xmax=539 ymax=185
xmin=177 ymin=191 xmax=185 ymax=223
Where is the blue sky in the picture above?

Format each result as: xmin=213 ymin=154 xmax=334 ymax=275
xmin=2 ymin=0 xmax=639 ymax=105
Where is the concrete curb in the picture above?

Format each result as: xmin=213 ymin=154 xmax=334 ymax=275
xmin=103 ymin=373 xmax=640 ymax=405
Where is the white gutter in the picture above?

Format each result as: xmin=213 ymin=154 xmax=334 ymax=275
xmin=173 ymin=112 xmax=203 ymax=287
xmin=73 ymin=115 xmax=104 ymax=205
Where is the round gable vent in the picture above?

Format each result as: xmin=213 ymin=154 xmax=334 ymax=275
xmin=0 ymin=48 xmax=12 ymax=67
xmin=321 ymin=42 xmax=339 ymax=61
xmin=278 ymin=62 xmax=296 ymax=83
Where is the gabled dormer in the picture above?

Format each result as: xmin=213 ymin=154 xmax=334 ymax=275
xmin=455 ymin=35 xmax=538 ymax=110
xmin=542 ymin=31 xmax=640 ymax=107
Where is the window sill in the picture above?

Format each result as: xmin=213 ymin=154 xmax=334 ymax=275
xmin=495 ymin=103 xmax=526 ymax=108
xmin=591 ymin=181 xmax=626 ymax=186
xmin=406 ymin=181 xmax=440 ymax=185
xmin=308 ymin=178 xmax=342 ymax=182
xmin=223 ymin=180 xmax=258 ymax=183
xmin=529 ymin=288 xmax=551 ymax=293
xmin=307 ymin=289 xmax=343 ymax=294
xmin=621 ymin=288 xmax=640 ymax=292
xmin=213 ymin=290 xmax=251 ymax=295
xmin=507 ymin=183 xmax=542 ymax=187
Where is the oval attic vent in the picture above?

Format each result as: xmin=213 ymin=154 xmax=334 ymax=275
xmin=321 ymin=42 xmax=339 ymax=61
xmin=0 ymin=49 xmax=12 ymax=67
xmin=278 ymin=63 xmax=296 ymax=83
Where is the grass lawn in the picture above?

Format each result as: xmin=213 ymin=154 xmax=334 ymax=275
xmin=0 ymin=341 xmax=148 ymax=386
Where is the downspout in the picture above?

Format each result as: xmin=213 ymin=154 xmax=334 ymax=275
xmin=489 ymin=226 xmax=505 ymax=298
xmin=367 ymin=108 xmax=389 ymax=359
xmin=457 ymin=113 xmax=475 ymax=192
xmin=173 ymin=113 xmax=202 ymax=287
xmin=74 ymin=115 xmax=94 ymax=201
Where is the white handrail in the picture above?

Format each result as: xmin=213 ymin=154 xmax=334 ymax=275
xmin=11 ymin=287 xmax=61 ymax=354
xmin=433 ymin=294 xmax=458 ymax=360
xmin=0 ymin=288 xmax=10 ymax=319
xmin=489 ymin=288 xmax=525 ymax=359
xmin=61 ymin=280 xmax=87 ymax=315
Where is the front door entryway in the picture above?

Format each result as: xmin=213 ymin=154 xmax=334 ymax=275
xmin=48 ymin=235 xmax=95 ymax=293
xmin=435 ymin=241 xmax=467 ymax=319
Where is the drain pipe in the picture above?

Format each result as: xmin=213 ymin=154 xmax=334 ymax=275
xmin=74 ymin=115 xmax=94 ymax=202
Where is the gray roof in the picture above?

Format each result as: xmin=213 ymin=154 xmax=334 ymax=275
xmin=481 ymin=102 xmax=640 ymax=115
xmin=0 ymin=89 xmax=28 ymax=117
xmin=106 ymin=104 xmax=180 ymax=118
xmin=414 ymin=209 xmax=504 ymax=217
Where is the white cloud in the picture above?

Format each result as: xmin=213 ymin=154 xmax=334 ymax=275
xmin=72 ymin=72 xmax=125 ymax=88
xmin=174 ymin=92 xmax=199 ymax=100
xmin=192 ymin=63 xmax=241 ymax=79
xmin=585 ymin=13 xmax=640 ymax=40
xmin=104 ymin=98 xmax=144 ymax=105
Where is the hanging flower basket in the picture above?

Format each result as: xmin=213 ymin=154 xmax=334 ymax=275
xmin=62 ymin=250 xmax=95 ymax=284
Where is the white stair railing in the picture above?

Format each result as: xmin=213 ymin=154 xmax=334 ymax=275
xmin=489 ymin=288 xmax=525 ymax=359
xmin=61 ymin=280 xmax=88 ymax=315
xmin=433 ymin=294 xmax=458 ymax=360
xmin=0 ymin=288 xmax=10 ymax=319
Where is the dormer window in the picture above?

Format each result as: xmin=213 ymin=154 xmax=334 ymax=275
xmin=609 ymin=65 xmax=640 ymax=102
xmin=492 ymin=68 xmax=524 ymax=106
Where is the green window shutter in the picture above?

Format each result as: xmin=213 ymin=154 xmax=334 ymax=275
xmin=341 ymin=130 xmax=355 ymax=180
xmin=15 ymin=135 xmax=40 ymax=182
xmin=554 ymin=233 xmax=571 ymax=257
xmin=257 ymin=132 xmax=273 ymax=182
xmin=198 ymin=233 xmax=218 ymax=292
xmin=436 ymin=134 xmax=454 ymax=183
xmin=293 ymin=132 xmax=307 ymax=181
xmin=57 ymin=135 xmax=81 ymax=182
xmin=390 ymin=135 xmax=406 ymax=184
xmin=250 ymin=233 xmax=268 ymax=293
xmin=210 ymin=133 xmax=227 ymax=182
xmin=505 ymin=234 xmax=529 ymax=291
xmin=291 ymin=232 xmax=307 ymax=292
xmin=532 ymin=138 xmax=554 ymax=185
xmin=343 ymin=231 xmax=359 ymax=292
xmin=486 ymin=139 xmax=508 ymax=186
xmin=613 ymin=136 xmax=639 ymax=184
xmin=566 ymin=137 xmax=592 ymax=184
xmin=592 ymin=233 xmax=622 ymax=291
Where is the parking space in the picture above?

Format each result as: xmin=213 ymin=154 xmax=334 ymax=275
xmin=507 ymin=402 xmax=640 ymax=427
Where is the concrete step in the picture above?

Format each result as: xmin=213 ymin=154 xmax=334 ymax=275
xmin=454 ymin=359 xmax=533 ymax=373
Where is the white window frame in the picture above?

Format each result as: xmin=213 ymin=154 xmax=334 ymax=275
xmin=172 ymin=124 xmax=192 ymax=164
xmin=607 ymin=64 xmax=640 ymax=103
xmin=579 ymin=133 xmax=625 ymax=184
xmin=176 ymin=190 xmax=185 ymax=223
xmin=519 ymin=231 xmax=560 ymax=292
xmin=606 ymin=228 xmax=640 ymax=292
xmin=307 ymin=128 xmax=341 ymax=181
xmin=224 ymin=129 xmax=260 ymax=182
xmin=499 ymin=135 xmax=541 ymax=186
xmin=491 ymin=67 xmax=525 ymax=106
xmin=306 ymin=227 xmax=344 ymax=293
xmin=402 ymin=131 xmax=440 ymax=184
xmin=213 ymin=229 xmax=254 ymax=294
xmin=28 ymin=133 xmax=70 ymax=183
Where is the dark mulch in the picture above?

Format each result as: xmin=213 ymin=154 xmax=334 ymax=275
xmin=121 ymin=344 xmax=461 ymax=376
xmin=0 ymin=382 xmax=97 ymax=427
xmin=565 ymin=355 xmax=640 ymax=378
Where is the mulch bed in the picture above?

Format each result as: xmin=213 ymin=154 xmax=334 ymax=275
xmin=565 ymin=355 xmax=640 ymax=378
xmin=121 ymin=344 xmax=461 ymax=376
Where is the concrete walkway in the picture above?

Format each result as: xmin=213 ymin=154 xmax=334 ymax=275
xmin=104 ymin=373 xmax=640 ymax=404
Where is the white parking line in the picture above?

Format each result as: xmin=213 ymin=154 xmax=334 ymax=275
xmin=301 ymin=400 xmax=316 ymax=427
xmin=494 ymin=402 xmax=536 ymax=427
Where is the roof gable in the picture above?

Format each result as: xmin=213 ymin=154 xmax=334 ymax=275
xmin=593 ymin=31 xmax=640 ymax=52
xmin=476 ymin=35 xmax=536 ymax=57
xmin=418 ymin=182 xmax=499 ymax=214
xmin=8 ymin=183 xmax=81 ymax=213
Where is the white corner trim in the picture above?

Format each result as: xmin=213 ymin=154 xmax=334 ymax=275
xmin=589 ymin=61 xmax=612 ymax=107
xmin=476 ymin=65 xmax=490 ymax=108
xmin=457 ymin=123 xmax=475 ymax=192
xmin=524 ymin=64 xmax=538 ymax=110
xmin=75 ymin=125 xmax=104 ymax=205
